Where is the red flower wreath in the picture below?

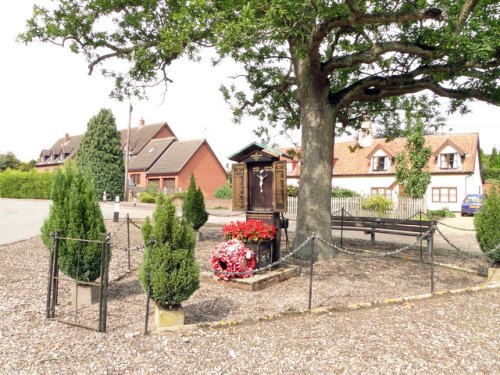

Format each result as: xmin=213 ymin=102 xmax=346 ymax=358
xmin=211 ymin=239 xmax=256 ymax=280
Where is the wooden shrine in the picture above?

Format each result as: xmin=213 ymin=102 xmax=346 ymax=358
xmin=228 ymin=142 xmax=291 ymax=264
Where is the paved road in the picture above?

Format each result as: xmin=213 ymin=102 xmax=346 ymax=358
xmin=0 ymin=198 xmax=480 ymax=253
xmin=0 ymin=199 xmax=155 ymax=245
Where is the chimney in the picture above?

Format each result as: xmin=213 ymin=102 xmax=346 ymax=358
xmin=64 ymin=133 xmax=70 ymax=144
xmin=357 ymin=117 xmax=373 ymax=147
xmin=139 ymin=117 xmax=145 ymax=127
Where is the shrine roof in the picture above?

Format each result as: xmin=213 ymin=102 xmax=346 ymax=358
xmin=228 ymin=142 xmax=292 ymax=162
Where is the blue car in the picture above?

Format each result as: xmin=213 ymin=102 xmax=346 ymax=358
xmin=461 ymin=194 xmax=484 ymax=216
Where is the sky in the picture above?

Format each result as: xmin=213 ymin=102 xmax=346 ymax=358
xmin=1 ymin=2 xmax=498 ymax=166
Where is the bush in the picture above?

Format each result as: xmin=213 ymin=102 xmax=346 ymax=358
xmin=474 ymin=188 xmax=500 ymax=263
xmin=427 ymin=208 xmax=456 ymax=219
xmin=182 ymin=175 xmax=208 ymax=230
xmin=287 ymin=185 xmax=298 ymax=197
xmin=77 ymin=108 xmax=124 ymax=199
xmin=139 ymin=194 xmax=199 ymax=308
xmin=139 ymin=192 xmax=157 ymax=203
xmin=331 ymin=186 xmax=360 ymax=197
xmin=41 ymin=162 xmax=106 ymax=282
xmin=0 ymin=169 xmax=54 ymax=199
xmin=214 ymin=183 xmax=232 ymax=198
xmin=361 ymin=195 xmax=393 ymax=216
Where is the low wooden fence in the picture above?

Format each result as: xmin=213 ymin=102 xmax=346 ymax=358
xmin=287 ymin=196 xmax=426 ymax=220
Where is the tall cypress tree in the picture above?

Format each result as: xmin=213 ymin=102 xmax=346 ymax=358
xmin=182 ymin=174 xmax=208 ymax=231
xmin=77 ymin=108 xmax=124 ymax=199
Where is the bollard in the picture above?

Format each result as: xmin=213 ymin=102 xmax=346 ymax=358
xmin=133 ymin=196 xmax=137 ymax=207
xmin=113 ymin=195 xmax=120 ymax=222
xmin=102 ymin=191 xmax=107 ymax=202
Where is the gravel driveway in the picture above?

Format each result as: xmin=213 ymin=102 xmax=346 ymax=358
xmin=1 ymin=216 xmax=499 ymax=374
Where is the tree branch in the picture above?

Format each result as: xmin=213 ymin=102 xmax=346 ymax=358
xmin=323 ymin=42 xmax=442 ymax=74
xmin=311 ymin=6 xmax=443 ymax=58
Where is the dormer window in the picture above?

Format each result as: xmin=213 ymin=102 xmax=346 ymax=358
xmin=439 ymin=153 xmax=459 ymax=169
xmin=372 ymin=156 xmax=388 ymax=171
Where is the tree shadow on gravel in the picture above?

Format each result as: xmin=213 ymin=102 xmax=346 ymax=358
xmin=108 ymin=279 xmax=144 ymax=301
xmin=184 ymin=297 xmax=236 ymax=324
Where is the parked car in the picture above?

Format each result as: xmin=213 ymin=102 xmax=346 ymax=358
xmin=461 ymin=194 xmax=484 ymax=216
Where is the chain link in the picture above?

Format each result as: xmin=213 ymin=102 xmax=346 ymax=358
xmin=315 ymin=227 xmax=433 ymax=258
xmin=108 ymin=218 xmax=126 ymax=239
xmin=207 ymin=211 xmax=246 ymax=218
xmin=128 ymin=217 xmax=143 ymax=230
xmin=435 ymin=226 xmax=478 ymax=255
xmin=437 ymin=221 xmax=476 ymax=232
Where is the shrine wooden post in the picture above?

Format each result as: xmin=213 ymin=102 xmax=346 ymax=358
xmin=229 ymin=142 xmax=290 ymax=264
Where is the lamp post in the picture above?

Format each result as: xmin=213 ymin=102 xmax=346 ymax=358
xmin=124 ymin=104 xmax=132 ymax=201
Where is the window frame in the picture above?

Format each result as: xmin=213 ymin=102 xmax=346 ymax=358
xmin=372 ymin=156 xmax=388 ymax=171
xmin=439 ymin=153 xmax=459 ymax=169
xmin=432 ymin=187 xmax=457 ymax=203
xmin=371 ymin=187 xmax=392 ymax=199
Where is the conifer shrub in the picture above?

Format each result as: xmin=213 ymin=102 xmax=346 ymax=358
xmin=41 ymin=162 xmax=106 ymax=282
xmin=182 ymin=174 xmax=208 ymax=230
xmin=139 ymin=194 xmax=199 ymax=308
xmin=474 ymin=188 xmax=500 ymax=264
xmin=77 ymin=108 xmax=124 ymax=199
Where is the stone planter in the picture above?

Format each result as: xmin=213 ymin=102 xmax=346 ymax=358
xmin=154 ymin=304 xmax=185 ymax=327
xmin=487 ymin=268 xmax=500 ymax=284
xmin=71 ymin=283 xmax=100 ymax=308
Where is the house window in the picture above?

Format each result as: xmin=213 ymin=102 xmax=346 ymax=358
xmin=371 ymin=188 xmax=392 ymax=199
xmin=432 ymin=187 xmax=457 ymax=203
xmin=439 ymin=153 xmax=459 ymax=169
xmin=372 ymin=156 xmax=388 ymax=171
xmin=286 ymin=162 xmax=293 ymax=173
xmin=130 ymin=174 xmax=141 ymax=185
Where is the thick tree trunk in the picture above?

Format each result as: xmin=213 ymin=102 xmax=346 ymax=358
xmin=293 ymin=58 xmax=335 ymax=259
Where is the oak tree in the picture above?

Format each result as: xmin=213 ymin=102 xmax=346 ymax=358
xmin=21 ymin=1 xmax=499 ymax=257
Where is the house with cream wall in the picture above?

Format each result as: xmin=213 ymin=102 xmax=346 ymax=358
xmin=284 ymin=122 xmax=484 ymax=212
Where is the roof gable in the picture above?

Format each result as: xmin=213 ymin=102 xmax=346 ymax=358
xmin=128 ymin=137 xmax=175 ymax=170
xmin=147 ymin=139 xmax=205 ymax=174
xmin=432 ymin=139 xmax=466 ymax=156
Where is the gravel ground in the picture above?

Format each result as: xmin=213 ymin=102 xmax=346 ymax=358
xmin=0 ymin=220 xmax=498 ymax=374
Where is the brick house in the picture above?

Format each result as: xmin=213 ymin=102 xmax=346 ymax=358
xmin=283 ymin=126 xmax=484 ymax=212
xmin=36 ymin=120 xmax=227 ymax=197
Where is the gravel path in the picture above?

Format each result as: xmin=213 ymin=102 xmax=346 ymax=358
xmin=0 ymin=220 xmax=498 ymax=374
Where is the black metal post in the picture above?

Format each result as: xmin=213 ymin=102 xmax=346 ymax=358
xmin=308 ymin=233 xmax=315 ymax=310
xmin=46 ymin=232 xmax=56 ymax=319
xmin=419 ymin=211 xmax=423 ymax=262
xmin=52 ymin=236 xmax=59 ymax=318
xmin=101 ymin=235 xmax=111 ymax=333
xmin=98 ymin=235 xmax=107 ymax=332
xmin=429 ymin=231 xmax=435 ymax=293
xmin=340 ymin=208 xmax=344 ymax=248
xmin=127 ymin=214 xmax=131 ymax=271
xmin=144 ymin=243 xmax=154 ymax=335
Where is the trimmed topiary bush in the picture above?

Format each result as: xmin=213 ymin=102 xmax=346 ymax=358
xmin=474 ymin=188 xmax=500 ymax=264
xmin=331 ymin=186 xmax=360 ymax=197
xmin=41 ymin=162 xmax=106 ymax=282
xmin=139 ymin=194 xmax=199 ymax=308
xmin=182 ymin=174 xmax=208 ymax=230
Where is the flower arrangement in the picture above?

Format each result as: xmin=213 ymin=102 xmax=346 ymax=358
xmin=222 ymin=220 xmax=277 ymax=243
xmin=211 ymin=239 xmax=256 ymax=280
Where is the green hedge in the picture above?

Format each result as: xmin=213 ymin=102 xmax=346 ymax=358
xmin=0 ymin=169 xmax=54 ymax=199
xmin=214 ymin=183 xmax=232 ymax=198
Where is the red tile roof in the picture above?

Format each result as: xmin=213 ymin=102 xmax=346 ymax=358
xmin=281 ymin=133 xmax=480 ymax=177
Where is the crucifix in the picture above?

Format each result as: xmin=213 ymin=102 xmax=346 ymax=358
xmin=257 ymin=169 xmax=268 ymax=193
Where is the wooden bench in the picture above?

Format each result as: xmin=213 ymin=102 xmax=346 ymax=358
xmin=331 ymin=216 xmax=436 ymax=243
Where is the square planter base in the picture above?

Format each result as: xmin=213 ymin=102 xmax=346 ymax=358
xmin=487 ymin=268 xmax=500 ymax=284
xmin=154 ymin=305 xmax=185 ymax=327
xmin=71 ymin=283 xmax=100 ymax=308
